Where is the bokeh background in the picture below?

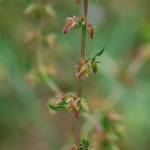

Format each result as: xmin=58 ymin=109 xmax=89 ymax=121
xmin=0 ymin=0 xmax=150 ymax=150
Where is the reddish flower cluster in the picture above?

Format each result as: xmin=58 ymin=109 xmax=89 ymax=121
xmin=63 ymin=16 xmax=85 ymax=34
xmin=52 ymin=94 xmax=81 ymax=118
xmin=63 ymin=16 xmax=95 ymax=39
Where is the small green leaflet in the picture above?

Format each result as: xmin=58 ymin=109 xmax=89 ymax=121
xmin=92 ymin=46 xmax=105 ymax=62
xmin=90 ymin=45 xmax=105 ymax=73
xmin=79 ymin=139 xmax=90 ymax=150
xmin=49 ymin=101 xmax=69 ymax=111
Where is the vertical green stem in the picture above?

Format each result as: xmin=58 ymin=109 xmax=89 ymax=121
xmin=75 ymin=0 xmax=88 ymax=146
xmin=80 ymin=24 xmax=86 ymax=59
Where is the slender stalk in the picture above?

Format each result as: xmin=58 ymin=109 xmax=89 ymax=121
xmin=36 ymin=16 xmax=61 ymax=95
xmin=75 ymin=0 xmax=88 ymax=146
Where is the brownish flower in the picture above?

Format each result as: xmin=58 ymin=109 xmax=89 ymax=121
xmin=76 ymin=59 xmax=91 ymax=80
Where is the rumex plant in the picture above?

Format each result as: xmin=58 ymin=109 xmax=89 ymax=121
xmin=49 ymin=0 xmax=105 ymax=149
xmin=25 ymin=0 xmax=123 ymax=149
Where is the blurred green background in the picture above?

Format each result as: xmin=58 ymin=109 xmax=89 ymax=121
xmin=0 ymin=0 xmax=150 ymax=150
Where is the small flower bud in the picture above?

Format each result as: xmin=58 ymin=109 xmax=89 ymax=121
xmin=63 ymin=16 xmax=85 ymax=34
xmin=63 ymin=17 xmax=77 ymax=34
xmin=87 ymin=22 xmax=95 ymax=39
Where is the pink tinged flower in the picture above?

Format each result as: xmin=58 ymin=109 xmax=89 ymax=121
xmin=75 ymin=0 xmax=80 ymax=4
xmin=87 ymin=22 xmax=95 ymax=39
xmin=63 ymin=17 xmax=77 ymax=34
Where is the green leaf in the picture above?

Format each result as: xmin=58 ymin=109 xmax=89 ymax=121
xmin=82 ymin=139 xmax=89 ymax=147
xmin=92 ymin=46 xmax=105 ymax=61
xmin=49 ymin=101 xmax=69 ymax=111
xmin=79 ymin=139 xmax=90 ymax=150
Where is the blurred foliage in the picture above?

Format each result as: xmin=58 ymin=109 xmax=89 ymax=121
xmin=0 ymin=0 xmax=150 ymax=150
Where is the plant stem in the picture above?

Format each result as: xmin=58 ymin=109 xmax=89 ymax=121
xmin=36 ymin=17 xmax=61 ymax=95
xmin=75 ymin=0 xmax=88 ymax=146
